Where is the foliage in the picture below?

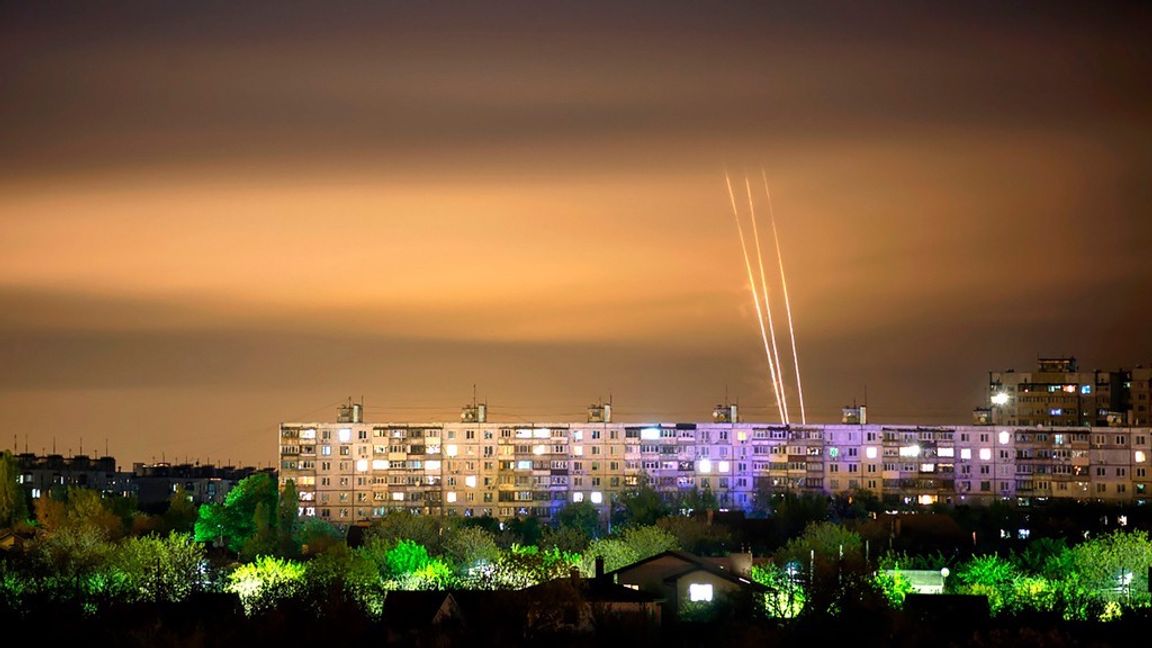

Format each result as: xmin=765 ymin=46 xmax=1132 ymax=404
xmin=226 ymin=555 xmax=306 ymax=614
xmin=656 ymin=515 xmax=730 ymax=555
xmin=503 ymin=516 xmax=542 ymax=547
xmin=1063 ymin=529 xmax=1152 ymax=608
xmin=750 ymin=563 xmax=806 ymax=618
xmin=300 ymin=517 xmax=345 ymax=555
xmin=194 ymin=473 xmax=278 ymax=554
xmin=277 ymin=479 xmax=300 ymax=556
xmin=873 ymin=570 xmax=914 ymax=608
xmin=442 ymin=525 xmax=502 ymax=572
xmin=160 ymin=486 xmax=198 ymax=534
xmin=554 ymin=501 xmax=600 ymax=539
xmin=0 ymin=451 xmax=29 ymax=527
xmin=540 ymin=525 xmax=589 ymax=554
xmin=111 ymin=532 xmax=205 ymax=603
xmin=582 ymin=524 xmax=678 ymax=575
xmin=367 ymin=510 xmax=445 ymax=552
xmin=616 ymin=473 xmax=669 ymax=527
xmin=473 ymin=544 xmax=581 ymax=590
xmin=305 ymin=545 xmax=386 ymax=617
xmin=953 ymin=554 xmax=1022 ymax=613
xmin=776 ymin=522 xmax=864 ymax=567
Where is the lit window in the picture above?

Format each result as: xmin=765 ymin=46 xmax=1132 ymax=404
xmin=572 ymin=492 xmax=584 ymax=503
xmin=573 ymin=446 xmax=584 ymax=456
xmin=516 ymin=460 xmax=532 ymax=470
xmin=737 ymin=431 xmax=747 ymax=442
xmin=641 ymin=427 xmax=661 ymax=440
xmin=961 ymin=448 xmax=972 ymax=460
xmin=355 ymin=459 xmax=368 ymax=472
xmin=991 ymin=392 xmax=1009 ymax=406
xmin=1136 ymin=451 xmax=1147 ymax=463
xmin=533 ymin=445 xmax=546 ymax=456
xmin=372 ymin=459 xmax=388 ymax=470
xmin=718 ymin=461 xmax=730 ymax=473
xmin=31 ymin=488 xmax=41 ymax=499
xmin=1050 ymin=408 xmax=1063 ymax=416
xmin=938 ymin=447 xmax=955 ymax=458
xmin=465 ymin=475 xmax=477 ymax=488
xmin=998 ymin=431 xmax=1010 ymax=445
xmin=920 ymin=463 xmax=935 ymax=472
xmin=391 ymin=492 xmax=405 ymax=501
xmin=979 ymin=448 xmax=992 ymax=461
xmin=425 ymin=460 xmax=441 ymax=471
xmin=300 ymin=429 xmax=317 ymax=440
xmin=446 ymin=491 xmax=457 ymax=503
xmin=1081 ymin=385 xmax=1092 ymax=395
xmin=698 ymin=458 xmax=713 ymax=474
xmin=898 ymin=445 xmax=920 ymax=458
xmin=445 ymin=444 xmax=458 ymax=457
xmin=688 ymin=583 xmax=713 ymax=602
xmin=865 ymin=446 xmax=878 ymax=459
xmin=338 ymin=428 xmax=352 ymax=443
xmin=590 ymin=491 xmax=603 ymax=504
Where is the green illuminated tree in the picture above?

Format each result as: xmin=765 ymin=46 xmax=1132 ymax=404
xmin=1064 ymin=529 xmax=1152 ymax=608
xmin=112 ymin=532 xmax=205 ymax=603
xmin=194 ymin=472 xmax=279 ymax=554
xmin=367 ymin=510 xmax=444 ymax=552
xmin=443 ymin=525 xmax=502 ymax=572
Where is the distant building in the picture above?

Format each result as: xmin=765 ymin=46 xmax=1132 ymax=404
xmin=605 ymin=550 xmax=766 ymax=619
xmin=131 ymin=462 xmax=275 ymax=509
xmin=11 ymin=453 xmax=271 ymax=509
xmin=987 ymin=357 xmax=1152 ymax=427
xmin=13 ymin=453 xmax=133 ymax=501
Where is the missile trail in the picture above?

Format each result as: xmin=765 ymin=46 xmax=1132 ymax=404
xmin=744 ymin=175 xmax=790 ymax=424
xmin=725 ymin=171 xmax=786 ymax=424
xmin=762 ymin=169 xmax=807 ymax=425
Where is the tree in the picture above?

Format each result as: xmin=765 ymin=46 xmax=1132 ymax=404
xmin=277 ymin=479 xmax=301 ymax=557
xmin=442 ymin=525 xmax=502 ymax=573
xmin=656 ymin=515 xmax=730 ymax=555
xmin=0 ymin=451 xmax=29 ymax=527
xmin=300 ymin=518 xmax=345 ymax=555
xmin=953 ymin=554 xmax=1022 ymax=613
xmin=554 ymin=501 xmax=599 ymax=539
xmin=160 ymin=485 xmax=198 ymax=534
xmin=616 ymin=473 xmax=669 ymax=527
xmin=503 ymin=516 xmax=542 ymax=547
xmin=1064 ymin=529 xmax=1152 ymax=608
xmin=113 ymin=532 xmax=206 ymax=603
xmin=367 ymin=510 xmax=444 ymax=552
xmin=194 ymin=472 xmax=279 ymax=554
xmin=226 ymin=555 xmax=306 ymax=614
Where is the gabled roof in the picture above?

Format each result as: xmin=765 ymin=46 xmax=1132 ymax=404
xmin=383 ymin=591 xmax=465 ymax=630
xmin=606 ymin=550 xmax=767 ymax=593
xmin=523 ymin=576 xmax=662 ymax=604
xmin=660 ymin=563 xmax=768 ymax=593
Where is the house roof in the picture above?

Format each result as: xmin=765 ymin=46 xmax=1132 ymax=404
xmin=660 ymin=563 xmax=768 ymax=593
xmin=523 ymin=576 xmax=662 ymax=604
xmin=383 ymin=591 xmax=464 ymax=630
xmin=606 ymin=550 xmax=768 ymax=593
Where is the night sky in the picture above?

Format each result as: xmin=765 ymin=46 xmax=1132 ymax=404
xmin=2 ymin=1 xmax=1151 ymax=467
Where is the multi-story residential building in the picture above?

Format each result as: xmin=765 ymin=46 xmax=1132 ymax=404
xmin=13 ymin=453 xmax=133 ymax=500
xmin=988 ymin=357 xmax=1150 ymax=427
xmin=131 ymin=461 xmax=275 ymax=508
xmin=9 ymin=453 xmax=271 ymax=508
xmin=279 ymin=400 xmax=1152 ymax=524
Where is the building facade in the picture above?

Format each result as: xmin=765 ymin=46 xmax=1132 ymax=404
xmin=278 ymin=402 xmax=1152 ymax=523
xmin=988 ymin=357 xmax=1152 ymax=427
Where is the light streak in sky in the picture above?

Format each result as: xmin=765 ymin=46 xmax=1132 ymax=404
xmin=745 ymin=175 xmax=790 ymax=424
xmin=762 ymin=168 xmax=806 ymax=424
xmin=725 ymin=170 xmax=786 ymax=423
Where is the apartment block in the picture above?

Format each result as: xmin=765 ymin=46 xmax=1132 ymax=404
xmin=278 ymin=401 xmax=1152 ymax=523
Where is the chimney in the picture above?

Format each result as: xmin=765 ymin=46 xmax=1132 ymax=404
xmin=595 ymin=555 xmax=605 ymax=580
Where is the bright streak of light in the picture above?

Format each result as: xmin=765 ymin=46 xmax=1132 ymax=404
xmin=725 ymin=170 xmax=786 ymax=424
xmin=745 ymin=175 xmax=789 ymax=424
xmin=762 ymin=169 xmax=807 ymax=424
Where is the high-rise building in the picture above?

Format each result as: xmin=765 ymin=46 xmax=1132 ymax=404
xmin=278 ymin=401 xmax=1152 ymax=523
xmin=988 ymin=357 xmax=1150 ymax=427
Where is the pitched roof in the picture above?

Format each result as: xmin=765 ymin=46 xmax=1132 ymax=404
xmin=606 ymin=550 xmax=768 ymax=593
